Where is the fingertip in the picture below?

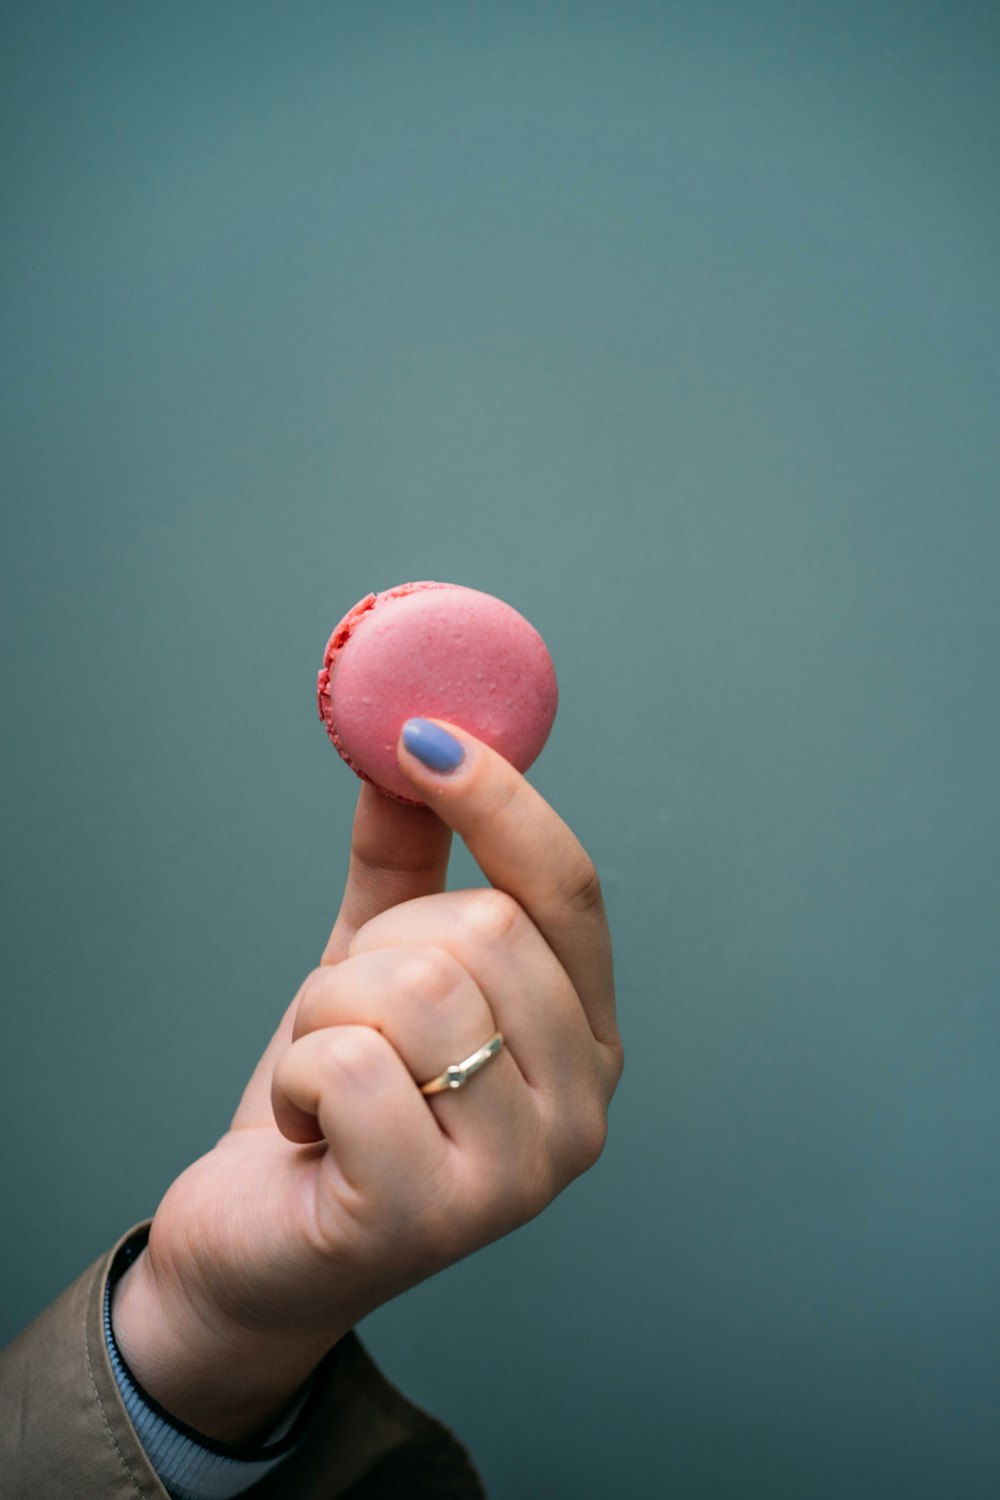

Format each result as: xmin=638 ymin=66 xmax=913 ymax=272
xmin=271 ymin=1091 xmax=325 ymax=1146
xmin=399 ymin=718 xmax=468 ymax=775
xmin=281 ymin=1118 xmax=326 ymax=1147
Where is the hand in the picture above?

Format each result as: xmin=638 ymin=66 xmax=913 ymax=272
xmin=112 ymin=721 xmax=623 ymax=1443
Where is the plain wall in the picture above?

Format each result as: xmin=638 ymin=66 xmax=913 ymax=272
xmin=2 ymin=3 xmax=999 ymax=1495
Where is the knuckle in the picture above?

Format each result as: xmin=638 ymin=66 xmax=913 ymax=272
xmin=463 ymin=888 xmax=522 ymax=946
xmin=552 ymin=1098 xmax=608 ymax=1178
xmin=393 ymin=947 xmax=461 ymax=1008
xmin=294 ymin=967 xmax=333 ymax=1032
xmin=475 ymin=772 xmax=521 ymax=827
xmin=574 ymin=1108 xmax=609 ymax=1171
xmin=298 ymin=965 xmax=332 ymax=1004
xmin=557 ymin=856 xmax=604 ymax=917
xmin=597 ymin=1037 xmax=625 ymax=1096
xmin=321 ymin=1026 xmax=386 ymax=1082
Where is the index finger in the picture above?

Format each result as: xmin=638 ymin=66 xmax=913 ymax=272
xmin=320 ymin=781 xmax=453 ymax=966
xmin=396 ymin=717 xmax=618 ymax=1049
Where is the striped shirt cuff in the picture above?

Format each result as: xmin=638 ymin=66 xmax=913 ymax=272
xmin=103 ymin=1226 xmax=326 ymax=1500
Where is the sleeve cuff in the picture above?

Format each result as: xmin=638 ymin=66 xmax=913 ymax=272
xmin=103 ymin=1225 xmax=324 ymax=1500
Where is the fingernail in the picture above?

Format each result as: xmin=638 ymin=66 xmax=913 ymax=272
xmin=402 ymin=718 xmax=466 ymax=773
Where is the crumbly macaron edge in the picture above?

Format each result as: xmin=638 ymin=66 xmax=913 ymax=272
xmin=316 ymin=580 xmax=458 ymax=806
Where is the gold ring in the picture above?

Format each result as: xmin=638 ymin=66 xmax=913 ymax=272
xmin=418 ymin=1030 xmax=504 ymax=1095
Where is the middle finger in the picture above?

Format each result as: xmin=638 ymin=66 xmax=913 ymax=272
xmin=348 ymin=888 xmax=606 ymax=1105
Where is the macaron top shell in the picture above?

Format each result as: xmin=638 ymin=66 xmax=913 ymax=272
xmin=317 ymin=581 xmax=558 ymax=805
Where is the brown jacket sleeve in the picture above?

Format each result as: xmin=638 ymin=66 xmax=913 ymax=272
xmin=0 ymin=1220 xmax=486 ymax=1500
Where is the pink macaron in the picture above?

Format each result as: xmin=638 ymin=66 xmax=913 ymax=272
xmin=317 ymin=581 xmax=558 ymax=805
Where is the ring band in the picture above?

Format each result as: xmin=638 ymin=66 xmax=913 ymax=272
xmin=418 ymin=1030 xmax=504 ymax=1095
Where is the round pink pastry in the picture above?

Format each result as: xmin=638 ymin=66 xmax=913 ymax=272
xmin=317 ymin=581 xmax=558 ymax=806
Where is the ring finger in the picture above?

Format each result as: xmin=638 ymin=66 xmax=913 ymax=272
xmin=286 ymin=946 xmax=539 ymax=1157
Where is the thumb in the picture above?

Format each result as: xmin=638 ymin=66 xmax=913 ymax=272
xmin=320 ymin=780 xmax=453 ymax=965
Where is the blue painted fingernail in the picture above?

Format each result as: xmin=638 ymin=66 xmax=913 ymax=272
xmin=402 ymin=718 xmax=466 ymax=773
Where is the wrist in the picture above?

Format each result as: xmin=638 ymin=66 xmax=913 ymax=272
xmin=110 ymin=1245 xmax=341 ymax=1445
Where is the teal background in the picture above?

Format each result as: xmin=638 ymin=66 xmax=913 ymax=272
xmin=2 ymin=2 xmax=999 ymax=1495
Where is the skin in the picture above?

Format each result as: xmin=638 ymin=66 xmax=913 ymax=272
xmin=112 ymin=719 xmax=624 ymax=1444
